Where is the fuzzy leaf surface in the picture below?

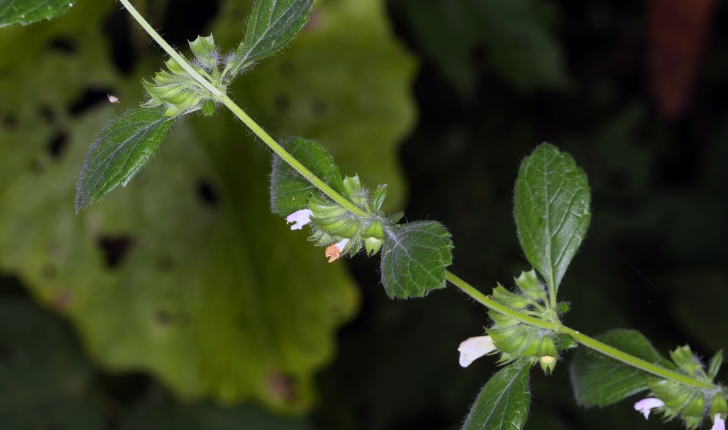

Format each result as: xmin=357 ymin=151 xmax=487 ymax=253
xmin=463 ymin=359 xmax=532 ymax=430
xmin=381 ymin=221 xmax=453 ymax=298
xmin=514 ymin=143 xmax=591 ymax=293
xmin=228 ymin=0 xmax=314 ymax=76
xmin=270 ymin=137 xmax=346 ymax=215
xmin=570 ymin=329 xmax=675 ymax=408
xmin=75 ymin=107 xmax=173 ymax=212
xmin=0 ymin=0 xmax=74 ymax=27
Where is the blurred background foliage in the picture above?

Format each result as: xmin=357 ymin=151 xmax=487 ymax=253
xmin=1 ymin=0 xmax=727 ymax=429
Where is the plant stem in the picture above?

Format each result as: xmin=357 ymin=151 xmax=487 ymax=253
xmin=445 ymin=271 xmax=714 ymax=389
xmin=122 ymin=0 xmax=714 ymax=392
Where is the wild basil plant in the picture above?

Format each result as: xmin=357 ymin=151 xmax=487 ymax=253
xmin=2 ymin=1 xmax=726 ymax=429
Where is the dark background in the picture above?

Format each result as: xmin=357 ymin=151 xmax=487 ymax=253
xmin=2 ymin=0 xmax=728 ymax=429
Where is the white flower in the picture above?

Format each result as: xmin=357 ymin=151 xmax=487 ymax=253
xmin=458 ymin=335 xmax=496 ymax=367
xmin=107 ymin=94 xmax=119 ymax=103
xmin=325 ymin=238 xmax=349 ymax=262
xmin=286 ymin=209 xmax=313 ymax=230
xmin=713 ymin=414 xmax=726 ymax=430
xmin=634 ymin=398 xmax=665 ymax=419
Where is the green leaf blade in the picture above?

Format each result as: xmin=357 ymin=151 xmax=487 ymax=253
xmin=0 ymin=0 xmax=74 ymax=27
xmin=463 ymin=359 xmax=532 ymax=430
xmin=570 ymin=329 xmax=675 ymax=408
xmin=228 ymin=0 xmax=314 ymax=77
xmin=75 ymin=107 xmax=173 ymax=212
xmin=270 ymin=137 xmax=347 ymax=215
xmin=514 ymin=143 xmax=591 ymax=293
xmin=380 ymin=221 xmax=453 ymax=299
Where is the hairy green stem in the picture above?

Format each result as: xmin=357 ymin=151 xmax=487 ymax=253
xmin=122 ymin=0 xmax=714 ymax=392
xmin=445 ymin=271 xmax=714 ymax=389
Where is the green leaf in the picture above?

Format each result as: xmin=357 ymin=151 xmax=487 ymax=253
xmin=514 ymin=143 xmax=591 ymax=295
xmin=75 ymin=107 xmax=173 ymax=212
xmin=463 ymin=359 xmax=532 ymax=430
xmin=270 ymin=137 xmax=347 ymax=215
xmin=570 ymin=329 xmax=675 ymax=408
xmin=380 ymin=221 xmax=453 ymax=298
xmin=0 ymin=0 xmax=74 ymax=27
xmin=227 ymin=0 xmax=314 ymax=77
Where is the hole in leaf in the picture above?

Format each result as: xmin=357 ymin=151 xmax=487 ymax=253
xmin=103 ymin=8 xmax=137 ymax=74
xmin=311 ymin=100 xmax=327 ymax=115
xmin=48 ymin=37 xmax=77 ymax=54
xmin=98 ymin=236 xmax=133 ymax=268
xmin=51 ymin=290 xmax=74 ymax=313
xmin=3 ymin=115 xmax=17 ymax=131
xmin=156 ymin=311 xmax=171 ymax=327
xmin=160 ymin=0 xmax=220 ymax=46
xmin=69 ymin=88 xmax=114 ymax=116
xmin=48 ymin=132 xmax=68 ymax=159
xmin=275 ymin=94 xmax=289 ymax=113
xmin=266 ymin=372 xmax=297 ymax=403
xmin=39 ymin=106 xmax=55 ymax=124
xmin=97 ymin=373 xmax=152 ymax=407
xmin=197 ymin=180 xmax=219 ymax=207
xmin=157 ymin=256 xmax=174 ymax=271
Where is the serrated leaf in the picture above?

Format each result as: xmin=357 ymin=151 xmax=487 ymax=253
xmin=270 ymin=137 xmax=347 ymax=215
xmin=514 ymin=143 xmax=591 ymax=294
xmin=0 ymin=0 xmax=74 ymax=27
xmin=380 ymin=221 xmax=453 ymax=298
xmin=227 ymin=0 xmax=314 ymax=77
xmin=463 ymin=359 xmax=532 ymax=430
xmin=75 ymin=107 xmax=173 ymax=212
xmin=570 ymin=329 xmax=675 ymax=408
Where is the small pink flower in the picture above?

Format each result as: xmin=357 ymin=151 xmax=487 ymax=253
xmin=325 ymin=238 xmax=349 ymax=262
xmin=286 ymin=209 xmax=313 ymax=230
xmin=107 ymin=94 xmax=119 ymax=103
xmin=634 ymin=398 xmax=665 ymax=419
xmin=458 ymin=335 xmax=496 ymax=367
xmin=713 ymin=414 xmax=726 ymax=430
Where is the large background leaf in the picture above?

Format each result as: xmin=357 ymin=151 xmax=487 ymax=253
xmin=0 ymin=282 xmax=310 ymax=429
xmin=0 ymin=0 xmax=415 ymax=413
